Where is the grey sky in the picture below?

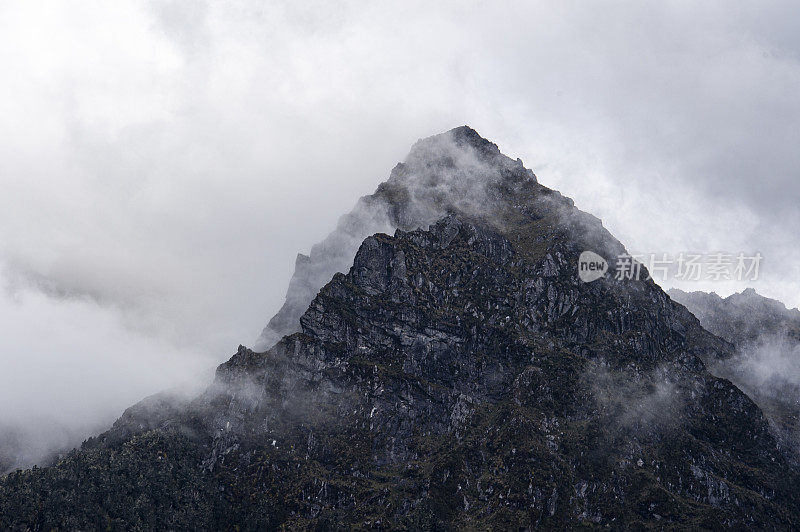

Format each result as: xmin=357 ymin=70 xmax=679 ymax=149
xmin=1 ymin=1 xmax=799 ymax=460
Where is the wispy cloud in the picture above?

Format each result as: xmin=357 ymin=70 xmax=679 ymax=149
xmin=1 ymin=0 xmax=799 ymax=467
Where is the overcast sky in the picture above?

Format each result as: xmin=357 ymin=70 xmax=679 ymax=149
xmin=1 ymin=1 xmax=799 ymax=456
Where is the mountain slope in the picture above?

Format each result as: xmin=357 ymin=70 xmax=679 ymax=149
xmin=669 ymin=287 xmax=800 ymax=460
xmin=2 ymin=128 xmax=799 ymax=529
xmin=668 ymin=288 xmax=800 ymax=347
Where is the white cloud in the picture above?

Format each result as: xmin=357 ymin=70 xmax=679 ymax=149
xmin=0 ymin=0 xmax=799 ymax=465
xmin=0 ymin=266 xmax=214 ymax=469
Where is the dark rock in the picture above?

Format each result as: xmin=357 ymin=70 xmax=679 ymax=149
xmin=2 ymin=128 xmax=799 ymax=529
xmin=670 ymin=287 xmax=800 ymax=461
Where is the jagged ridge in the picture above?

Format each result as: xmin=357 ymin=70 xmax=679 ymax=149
xmin=1 ymin=128 xmax=798 ymax=529
xmin=670 ymin=287 xmax=800 ymax=461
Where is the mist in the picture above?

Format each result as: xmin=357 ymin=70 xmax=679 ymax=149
xmin=2 ymin=1 xmax=800 ymax=468
xmin=730 ymin=336 xmax=800 ymax=396
xmin=0 ymin=266 xmax=215 ymax=472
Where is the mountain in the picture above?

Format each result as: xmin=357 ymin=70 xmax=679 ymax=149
xmin=668 ymin=288 xmax=800 ymax=347
xmin=256 ymin=126 xmax=542 ymax=350
xmin=669 ymin=287 xmax=800 ymax=460
xmin=2 ymin=128 xmax=799 ymax=529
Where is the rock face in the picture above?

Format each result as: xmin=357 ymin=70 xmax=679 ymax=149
xmin=669 ymin=288 xmax=800 ymax=347
xmin=2 ymin=128 xmax=800 ymax=529
xmin=669 ymin=288 xmax=800 ymax=461
xmin=256 ymin=126 xmax=539 ymax=350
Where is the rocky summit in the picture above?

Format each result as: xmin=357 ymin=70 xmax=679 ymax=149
xmin=2 ymin=127 xmax=800 ymax=529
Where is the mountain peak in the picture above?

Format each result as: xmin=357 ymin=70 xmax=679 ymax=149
xmin=727 ymin=287 xmax=790 ymax=311
xmin=257 ymin=127 xmax=540 ymax=349
xmin=670 ymin=286 xmax=800 ymax=344
xmin=416 ymin=125 xmax=493 ymax=149
xmin=403 ymin=125 xmax=517 ymax=174
xmin=434 ymin=125 xmax=498 ymax=152
xmin=4 ymin=128 xmax=800 ymax=529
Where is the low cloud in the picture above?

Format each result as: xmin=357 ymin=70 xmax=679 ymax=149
xmin=1 ymin=1 xmax=800 ymax=468
xmin=0 ymin=268 xmax=215 ymax=471
xmin=587 ymin=361 xmax=685 ymax=433
xmin=718 ymin=334 xmax=800 ymax=411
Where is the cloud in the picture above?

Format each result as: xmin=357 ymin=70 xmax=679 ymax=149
xmin=0 ymin=267 xmax=219 ymax=469
xmin=587 ymin=361 xmax=685 ymax=433
xmin=709 ymin=335 xmax=800 ymax=456
xmin=0 ymin=267 xmax=215 ymax=471
xmin=721 ymin=335 xmax=800 ymax=400
xmin=1 ymin=1 xmax=799 ymax=466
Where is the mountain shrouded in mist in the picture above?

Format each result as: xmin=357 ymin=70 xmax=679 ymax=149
xmin=2 ymin=128 xmax=799 ymax=529
xmin=669 ymin=287 xmax=800 ymax=460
